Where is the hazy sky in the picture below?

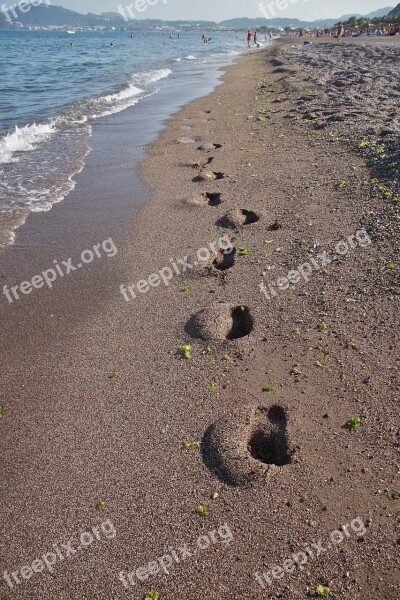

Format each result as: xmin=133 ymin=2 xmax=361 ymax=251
xmin=54 ymin=1 xmax=394 ymax=21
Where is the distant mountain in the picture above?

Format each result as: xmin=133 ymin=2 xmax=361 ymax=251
xmin=220 ymin=17 xmax=311 ymax=28
xmin=365 ymin=6 xmax=395 ymax=17
xmin=0 ymin=4 xmax=120 ymax=28
xmin=387 ymin=3 xmax=400 ymax=16
xmin=339 ymin=7 xmax=393 ymax=19
xmin=0 ymin=4 xmax=396 ymax=30
xmin=219 ymin=8 xmax=395 ymax=29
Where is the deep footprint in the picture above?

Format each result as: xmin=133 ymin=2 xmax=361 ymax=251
xmin=226 ymin=306 xmax=253 ymax=340
xmin=212 ymin=248 xmax=236 ymax=271
xmin=185 ymin=302 xmax=254 ymax=342
xmin=202 ymin=404 xmax=294 ymax=486
xmin=206 ymin=192 xmax=223 ymax=206
xmin=193 ymin=171 xmax=225 ymax=182
xmin=217 ymin=208 xmax=261 ymax=229
xmin=184 ymin=192 xmax=222 ymax=207
xmin=197 ymin=143 xmax=223 ymax=151
xmin=242 ymin=209 xmax=260 ymax=224
xmin=192 ymin=157 xmax=214 ymax=169
xmin=248 ymin=406 xmax=292 ymax=467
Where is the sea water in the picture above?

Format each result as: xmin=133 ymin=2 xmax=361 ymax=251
xmin=0 ymin=29 xmax=252 ymax=247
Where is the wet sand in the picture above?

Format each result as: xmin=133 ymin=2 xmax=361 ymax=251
xmin=0 ymin=38 xmax=399 ymax=599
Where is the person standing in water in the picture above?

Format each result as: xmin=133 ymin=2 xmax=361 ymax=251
xmin=254 ymin=30 xmax=258 ymax=45
xmin=247 ymin=30 xmax=253 ymax=48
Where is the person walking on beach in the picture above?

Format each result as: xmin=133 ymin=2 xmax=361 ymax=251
xmin=254 ymin=30 xmax=258 ymax=45
xmin=247 ymin=30 xmax=253 ymax=48
xmin=336 ymin=22 xmax=345 ymax=41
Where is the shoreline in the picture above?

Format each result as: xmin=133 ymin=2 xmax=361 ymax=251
xmin=0 ymin=48 xmax=244 ymax=355
xmin=0 ymin=38 xmax=399 ymax=599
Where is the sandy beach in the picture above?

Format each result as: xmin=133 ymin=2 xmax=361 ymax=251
xmin=0 ymin=37 xmax=399 ymax=600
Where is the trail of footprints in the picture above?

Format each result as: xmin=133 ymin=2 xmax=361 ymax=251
xmin=179 ymin=119 xmax=294 ymax=487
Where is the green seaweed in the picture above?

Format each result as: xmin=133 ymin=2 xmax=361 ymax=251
xmin=196 ymin=505 xmax=209 ymax=517
xmin=347 ymin=417 xmax=361 ymax=432
xmin=336 ymin=180 xmax=349 ymax=190
xmin=262 ymin=383 xmax=276 ymax=393
xmin=315 ymin=585 xmax=330 ymax=597
xmin=179 ymin=345 xmax=191 ymax=359
xmin=144 ymin=591 xmax=159 ymax=600
xmin=182 ymin=441 xmax=200 ymax=450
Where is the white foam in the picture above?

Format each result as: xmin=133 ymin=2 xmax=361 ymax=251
xmin=101 ymin=83 xmax=143 ymax=105
xmin=0 ymin=122 xmax=55 ymax=165
xmin=185 ymin=55 xmax=196 ymax=60
xmin=137 ymin=68 xmax=172 ymax=85
xmin=90 ymin=68 xmax=172 ymax=119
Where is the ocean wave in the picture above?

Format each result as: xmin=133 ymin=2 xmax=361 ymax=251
xmin=89 ymin=68 xmax=172 ymax=119
xmin=0 ymin=122 xmax=56 ymax=166
xmin=102 ymin=83 xmax=143 ymax=104
xmin=138 ymin=68 xmax=172 ymax=85
xmin=0 ymin=67 xmax=173 ymax=248
xmin=185 ymin=55 xmax=197 ymax=60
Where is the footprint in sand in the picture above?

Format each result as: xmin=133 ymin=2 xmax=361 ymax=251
xmin=183 ymin=192 xmax=223 ymax=208
xmin=185 ymin=302 xmax=254 ymax=342
xmin=211 ymin=247 xmax=237 ymax=272
xmin=176 ymin=137 xmax=197 ymax=145
xmin=202 ymin=404 xmax=294 ymax=487
xmin=192 ymin=171 xmax=225 ymax=183
xmin=197 ymin=143 xmax=222 ymax=151
xmin=192 ymin=156 xmax=214 ymax=169
xmin=216 ymin=208 xmax=261 ymax=229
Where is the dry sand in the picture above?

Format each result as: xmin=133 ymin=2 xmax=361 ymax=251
xmin=0 ymin=38 xmax=399 ymax=599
